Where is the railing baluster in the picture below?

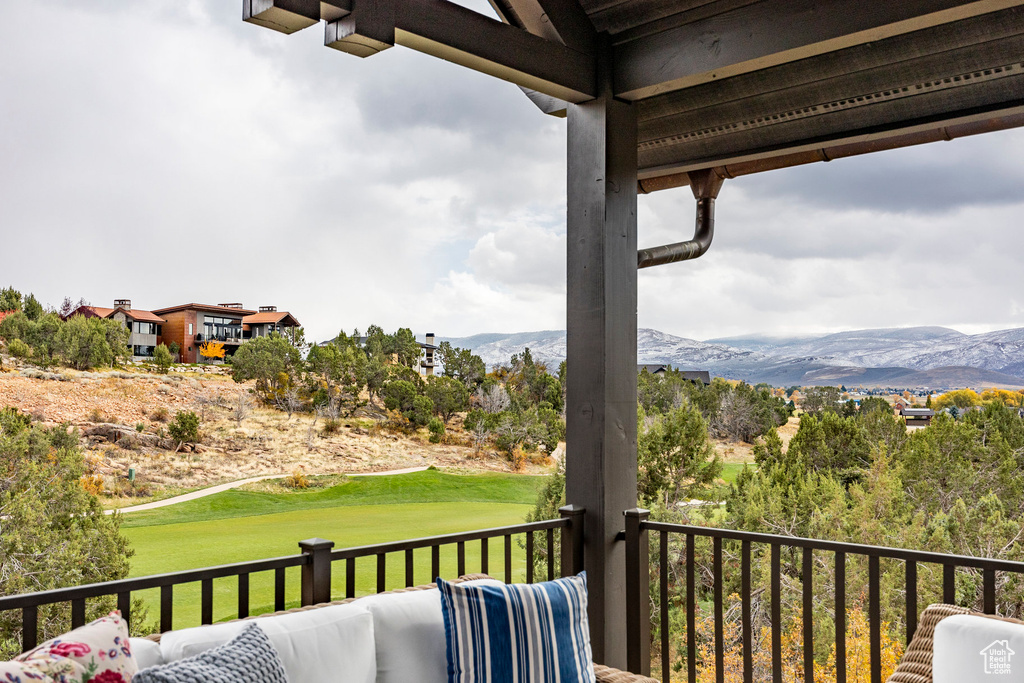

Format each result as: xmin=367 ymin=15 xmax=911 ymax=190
xmin=346 ymin=558 xmax=356 ymax=599
xmin=71 ymin=598 xmax=86 ymax=629
xmin=160 ymin=585 xmax=173 ymax=633
xmin=526 ymin=533 xmax=534 ymax=584
xmin=687 ymin=533 xmax=696 ymax=683
xmin=771 ymin=542 xmax=781 ymax=683
xmin=944 ymin=564 xmax=956 ymax=603
xmin=905 ymin=560 xmax=918 ymax=644
xmin=547 ymin=527 xmax=555 ymax=581
xmin=457 ymin=541 xmax=466 ymax=577
xmin=742 ymin=540 xmax=752 ymax=683
xmin=481 ymin=538 xmax=489 ymax=576
xmin=661 ymin=530 xmax=670 ymax=683
xmin=238 ymin=573 xmax=250 ymax=618
xmin=836 ymin=551 xmax=846 ymax=683
xmin=983 ymin=567 xmax=996 ymax=614
xmin=406 ymin=549 xmax=415 ymax=587
xmin=201 ymin=579 xmax=213 ymax=624
xmin=432 ymin=545 xmax=441 ymax=583
xmin=504 ymin=535 xmax=513 ymax=583
xmin=117 ymin=591 xmax=131 ymax=628
xmin=275 ymin=567 xmax=286 ymax=610
xmin=22 ymin=605 xmax=38 ymax=652
xmin=377 ymin=553 xmax=386 ymax=593
xmin=869 ymin=555 xmax=881 ymax=683
xmin=803 ymin=547 xmax=814 ymax=683
xmin=714 ymin=537 xmax=724 ymax=683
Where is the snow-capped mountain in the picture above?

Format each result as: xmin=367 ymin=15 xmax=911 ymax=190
xmin=442 ymin=325 xmax=1024 ymax=388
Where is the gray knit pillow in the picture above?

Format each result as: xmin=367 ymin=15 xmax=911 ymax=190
xmin=133 ymin=624 xmax=287 ymax=683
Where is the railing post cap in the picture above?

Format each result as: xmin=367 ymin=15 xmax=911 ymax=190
xmin=624 ymin=508 xmax=651 ymax=519
xmin=559 ymin=504 xmax=586 ymax=516
xmin=299 ymin=538 xmax=335 ymax=551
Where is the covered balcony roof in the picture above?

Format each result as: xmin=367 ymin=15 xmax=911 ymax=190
xmin=244 ymin=0 xmax=1024 ymax=188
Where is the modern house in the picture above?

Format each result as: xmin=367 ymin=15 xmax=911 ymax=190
xmin=151 ymin=302 xmax=301 ymax=364
xmin=637 ymin=365 xmax=711 ymax=384
xmin=69 ymin=299 xmax=167 ymax=360
xmin=900 ymin=405 xmax=936 ymax=427
xmin=420 ymin=333 xmax=437 ymax=376
xmin=243 ymin=306 xmax=301 ymax=339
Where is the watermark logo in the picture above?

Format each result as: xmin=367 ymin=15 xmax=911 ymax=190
xmin=980 ymin=640 xmax=1015 ymax=675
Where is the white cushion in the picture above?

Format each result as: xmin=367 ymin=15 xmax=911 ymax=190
xmin=130 ymin=637 xmax=166 ymax=670
xmin=934 ymin=613 xmax=1024 ymax=682
xmin=159 ymin=603 xmax=376 ymax=683
xmin=358 ymin=579 xmax=502 ymax=683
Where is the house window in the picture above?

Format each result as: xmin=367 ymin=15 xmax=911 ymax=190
xmin=188 ymin=323 xmax=193 ymax=335
xmin=134 ymin=322 xmax=157 ymax=335
xmin=203 ymin=316 xmax=242 ymax=341
xmin=133 ymin=345 xmax=155 ymax=358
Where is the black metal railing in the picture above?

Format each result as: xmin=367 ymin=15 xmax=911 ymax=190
xmin=0 ymin=509 xmax=583 ymax=654
xmin=623 ymin=511 xmax=1024 ymax=683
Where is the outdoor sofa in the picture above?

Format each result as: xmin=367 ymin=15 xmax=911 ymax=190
xmin=2 ymin=573 xmax=657 ymax=683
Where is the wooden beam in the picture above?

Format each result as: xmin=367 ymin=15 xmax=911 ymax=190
xmin=613 ymin=0 xmax=1024 ymax=100
xmin=388 ymin=0 xmax=596 ymax=102
xmin=565 ymin=37 xmax=638 ymax=669
xmin=325 ymin=0 xmax=395 ymax=57
xmin=244 ymin=0 xmax=594 ymax=100
xmin=243 ymin=0 xmax=320 ymax=34
xmin=527 ymin=0 xmax=597 ymax=54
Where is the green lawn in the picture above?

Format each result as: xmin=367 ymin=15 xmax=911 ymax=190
xmin=122 ymin=471 xmax=546 ymax=630
xmin=120 ymin=469 xmax=543 ymax=528
xmin=719 ymin=462 xmax=752 ymax=485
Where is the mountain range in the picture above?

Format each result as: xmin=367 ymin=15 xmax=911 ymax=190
xmin=441 ymin=326 xmax=1024 ymax=388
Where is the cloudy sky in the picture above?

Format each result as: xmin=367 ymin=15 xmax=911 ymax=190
xmin=3 ymin=1 xmax=1024 ymax=344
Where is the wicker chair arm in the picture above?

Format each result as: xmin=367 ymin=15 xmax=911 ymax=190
xmin=594 ymin=664 xmax=658 ymax=683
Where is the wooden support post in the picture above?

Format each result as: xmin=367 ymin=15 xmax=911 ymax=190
xmin=299 ymin=538 xmax=335 ymax=606
xmin=565 ymin=35 xmax=639 ymax=669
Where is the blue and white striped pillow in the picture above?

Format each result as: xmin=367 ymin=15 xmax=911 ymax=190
xmin=437 ymin=573 xmax=595 ymax=683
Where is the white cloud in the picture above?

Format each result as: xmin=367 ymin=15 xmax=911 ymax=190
xmin=2 ymin=1 xmax=1024 ymax=346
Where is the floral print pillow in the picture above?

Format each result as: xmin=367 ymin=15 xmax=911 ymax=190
xmin=12 ymin=611 xmax=138 ymax=683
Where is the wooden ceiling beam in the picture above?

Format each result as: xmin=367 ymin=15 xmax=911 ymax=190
xmin=613 ymin=0 xmax=1024 ymax=100
xmin=243 ymin=0 xmax=595 ymax=102
xmin=390 ymin=0 xmax=595 ymax=102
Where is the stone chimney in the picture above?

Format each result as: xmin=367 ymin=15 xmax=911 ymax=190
xmin=114 ymin=299 xmax=131 ymax=309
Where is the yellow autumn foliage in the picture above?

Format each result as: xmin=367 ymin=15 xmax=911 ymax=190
xmin=199 ymin=340 xmax=226 ymax=360
xmin=667 ymin=604 xmax=903 ymax=683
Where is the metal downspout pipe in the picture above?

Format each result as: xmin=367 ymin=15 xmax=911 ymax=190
xmin=637 ymin=168 xmax=725 ymax=269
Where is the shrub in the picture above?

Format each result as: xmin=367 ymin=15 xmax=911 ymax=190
xmin=168 ymin=410 xmax=200 ymax=445
xmin=0 ymin=406 xmax=32 ymax=435
xmin=8 ymin=338 xmax=29 ymax=359
xmin=283 ymin=470 xmax=310 ymax=489
xmin=322 ymin=417 xmax=341 ymax=435
xmin=88 ymin=407 xmax=106 ymax=423
xmin=428 ymin=417 xmax=445 ymax=444
xmin=150 ymin=406 xmax=169 ymax=422
xmin=152 ymin=344 xmax=173 ymax=374
xmin=135 ymin=423 xmax=145 ymax=433
xmin=81 ymin=474 xmax=105 ymax=497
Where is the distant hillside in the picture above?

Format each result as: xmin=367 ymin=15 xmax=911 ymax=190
xmin=442 ymin=325 xmax=1024 ymax=389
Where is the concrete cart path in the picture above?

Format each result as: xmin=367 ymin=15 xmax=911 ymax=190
xmin=105 ymin=466 xmax=430 ymax=515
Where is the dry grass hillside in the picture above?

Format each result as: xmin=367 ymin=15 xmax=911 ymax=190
xmin=0 ymin=350 xmax=782 ymax=502
xmin=0 ymin=358 xmax=550 ymax=501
